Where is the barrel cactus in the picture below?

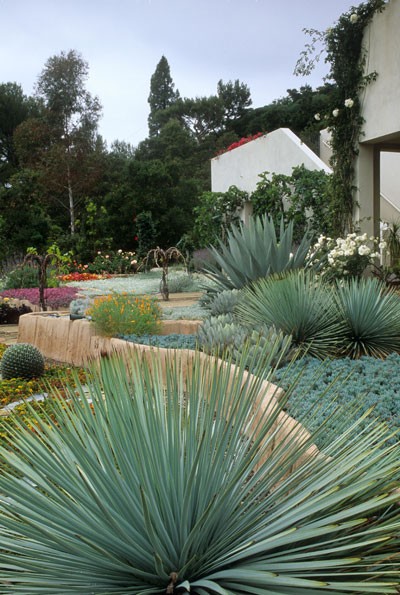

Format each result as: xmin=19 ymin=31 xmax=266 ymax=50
xmin=0 ymin=343 xmax=45 ymax=380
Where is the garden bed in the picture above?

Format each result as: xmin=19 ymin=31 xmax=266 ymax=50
xmin=16 ymin=311 xmax=319 ymax=474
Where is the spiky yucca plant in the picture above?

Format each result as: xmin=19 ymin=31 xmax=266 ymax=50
xmin=0 ymin=350 xmax=400 ymax=593
xmin=335 ymin=276 xmax=400 ymax=358
xmin=237 ymin=270 xmax=344 ymax=358
xmin=201 ymin=215 xmax=312 ymax=295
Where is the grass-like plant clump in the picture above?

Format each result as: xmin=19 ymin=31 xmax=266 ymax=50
xmin=273 ymin=352 xmax=400 ymax=449
xmin=87 ymin=292 xmax=162 ymax=337
xmin=1 ymin=351 xmax=400 ymax=592
xmin=237 ymin=270 xmax=343 ymax=358
xmin=238 ymin=272 xmax=400 ymax=360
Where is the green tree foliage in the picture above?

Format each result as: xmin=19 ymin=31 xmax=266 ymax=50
xmin=0 ymin=169 xmax=51 ymax=261
xmin=128 ymin=120 xmax=203 ymax=247
xmin=0 ymin=82 xmax=38 ymax=186
xmin=233 ymin=84 xmax=336 ymax=152
xmin=147 ymin=55 xmax=180 ymax=136
xmin=135 ymin=211 xmax=156 ymax=259
xmin=14 ymin=50 xmax=104 ymax=237
xmin=217 ymin=78 xmax=252 ymax=124
xmin=251 ymin=165 xmax=333 ymax=240
xmin=176 ymin=79 xmax=251 ymax=143
xmin=191 ymin=185 xmax=248 ymax=247
xmin=0 ymin=45 xmax=341 ymax=264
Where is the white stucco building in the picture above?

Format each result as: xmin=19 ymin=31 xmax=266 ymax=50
xmin=211 ymin=0 xmax=400 ymax=235
xmin=355 ymin=0 xmax=400 ymax=236
xmin=211 ymin=128 xmax=331 ymax=224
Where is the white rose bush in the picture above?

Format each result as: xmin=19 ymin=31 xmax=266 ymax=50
xmin=307 ymin=232 xmax=385 ymax=281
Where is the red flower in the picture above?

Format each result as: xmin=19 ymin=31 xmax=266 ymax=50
xmin=216 ymin=132 xmax=264 ymax=157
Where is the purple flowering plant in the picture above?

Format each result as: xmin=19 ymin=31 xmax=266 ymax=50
xmin=0 ymin=287 xmax=80 ymax=309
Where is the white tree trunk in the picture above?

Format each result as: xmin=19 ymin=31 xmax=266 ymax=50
xmin=67 ymin=161 xmax=75 ymax=235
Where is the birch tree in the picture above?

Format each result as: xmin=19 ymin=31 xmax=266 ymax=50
xmin=34 ymin=49 xmax=102 ymax=235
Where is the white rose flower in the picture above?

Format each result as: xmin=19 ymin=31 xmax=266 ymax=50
xmin=332 ymin=108 xmax=339 ymax=118
xmin=358 ymin=245 xmax=371 ymax=256
xmin=344 ymin=98 xmax=354 ymax=108
xmin=314 ymin=113 xmax=321 ymax=121
xmin=379 ymin=241 xmax=387 ymax=250
xmin=350 ymin=13 xmax=359 ymax=23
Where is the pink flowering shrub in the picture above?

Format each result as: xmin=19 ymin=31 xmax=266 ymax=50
xmin=216 ymin=132 xmax=264 ymax=156
xmin=0 ymin=287 xmax=80 ymax=309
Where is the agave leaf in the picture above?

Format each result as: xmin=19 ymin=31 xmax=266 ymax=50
xmin=201 ymin=215 xmax=312 ymax=294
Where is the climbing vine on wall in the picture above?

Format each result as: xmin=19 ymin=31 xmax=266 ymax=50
xmin=296 ymin=0 xmax=387 ymax=235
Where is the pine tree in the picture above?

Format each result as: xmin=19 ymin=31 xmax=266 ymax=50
xmin=148 ymin=55 xmax=180 ymax=136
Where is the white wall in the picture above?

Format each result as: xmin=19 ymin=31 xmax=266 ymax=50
xmin=360 ymin=0 xmax=400 ymax=143
xmin=381 ymin=152 xmax=400 ymax=222
xmin=320 ymin=131 xmax=400 ymax=224
xmin=354 ymin=0 xmax=400 ymax=236
xmin=211 ymin=128 xmax=331 ymax=195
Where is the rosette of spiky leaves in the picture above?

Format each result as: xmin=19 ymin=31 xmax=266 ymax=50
xmin=196 ymin=313 xmax=246 ymax=356
xmin=233 ymin=324 xmax=294 ymax=374
xmin=237 ymin=270 xmax=344 ymax=358
xmin=0 ymin=350 xmax=400 ymax=593
xmin=201 ymin=288 xmax=243 ymax=316
xmin=335 ymin=276 xmax=400 ymax=358
xmin=201 ymin=215 xmax=312 ymax=296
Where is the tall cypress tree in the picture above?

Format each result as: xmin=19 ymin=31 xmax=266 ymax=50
xmin=147 ymin=55 xmax=180 ymax=136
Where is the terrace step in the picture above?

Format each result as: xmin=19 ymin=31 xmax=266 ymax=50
xmin=0 ymin=325 xmax=19 ymax=345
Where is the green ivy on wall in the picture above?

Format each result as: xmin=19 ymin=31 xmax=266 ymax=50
xmin=296 ymin=0 xmax=387 ymax=235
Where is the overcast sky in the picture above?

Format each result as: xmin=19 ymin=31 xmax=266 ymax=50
xmin=1 ymin=0 xmax=358 ymax=147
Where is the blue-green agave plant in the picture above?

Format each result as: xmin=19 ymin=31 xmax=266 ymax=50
xmin=201 ymin=214 xmax=312 ymax=294
xmin=0 ymin=348 xmax=399 ymax=593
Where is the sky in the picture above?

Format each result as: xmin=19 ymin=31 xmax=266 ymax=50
xmin=1 ymin=0 xmax=359 ymax=148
